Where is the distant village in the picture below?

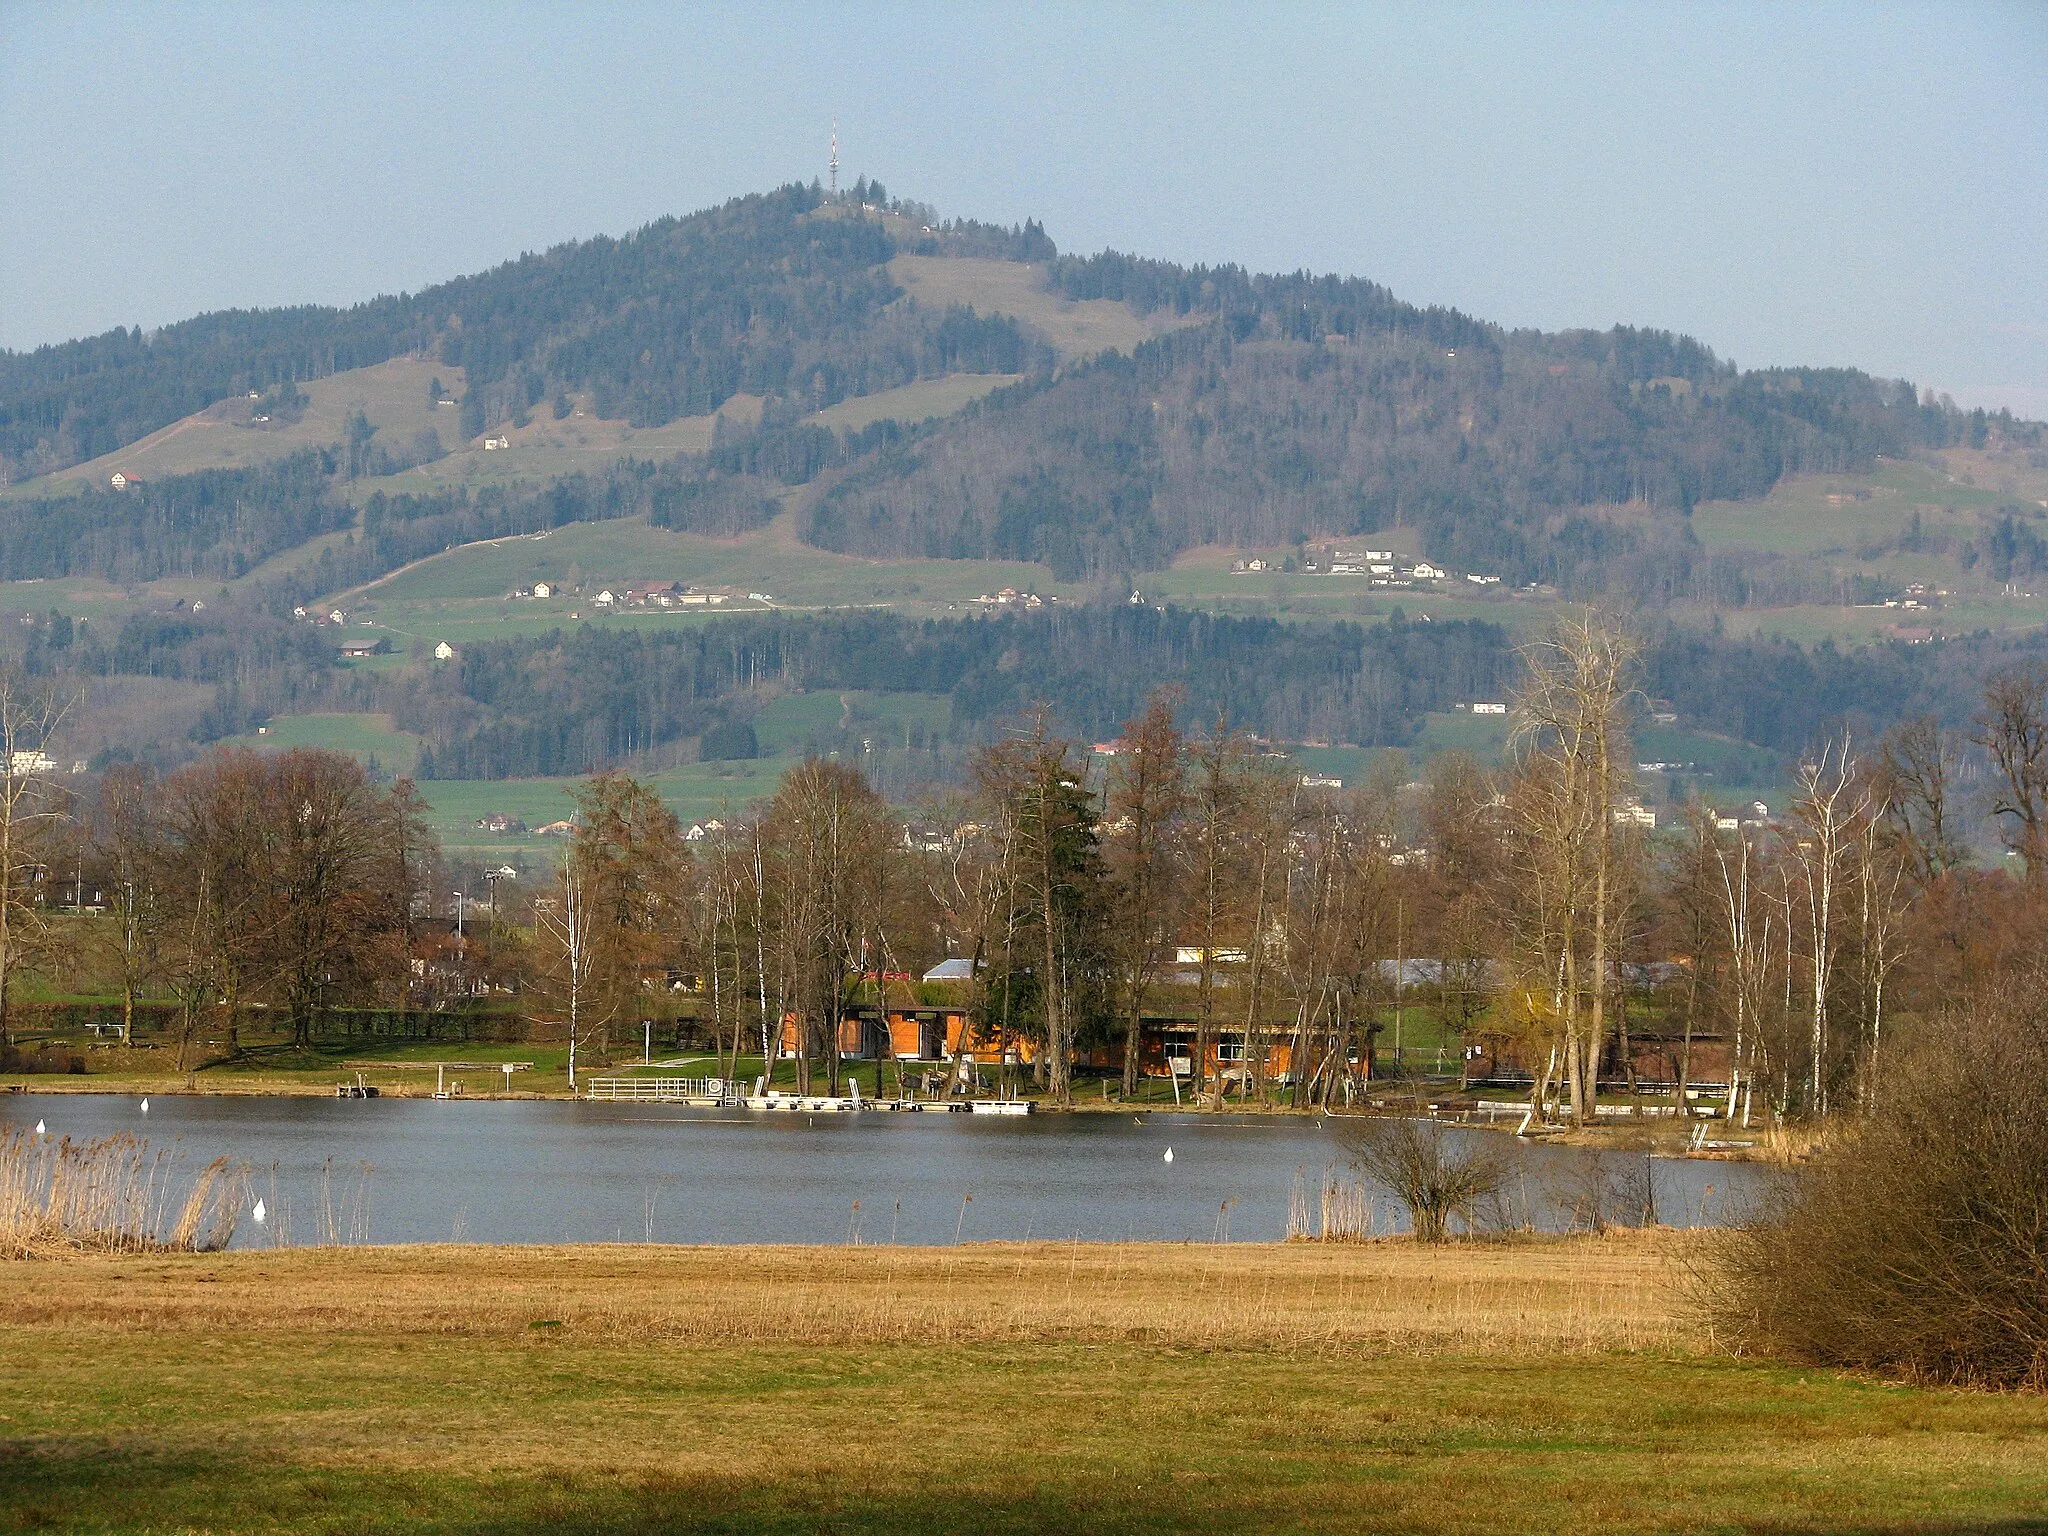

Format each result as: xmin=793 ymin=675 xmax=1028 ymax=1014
xmin=1231 ymin=542 xmax=1505 ymax=589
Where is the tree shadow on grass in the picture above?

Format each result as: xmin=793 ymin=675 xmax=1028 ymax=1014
xmin=7 ymin=1444 xmax=2048 ymax=1535
xmin=2 ymin=1445 xmax=1191 ymax=1536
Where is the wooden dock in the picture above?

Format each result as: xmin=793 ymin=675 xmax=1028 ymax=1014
xmin=581 ymin=1077 xmax=1034 ymax=1115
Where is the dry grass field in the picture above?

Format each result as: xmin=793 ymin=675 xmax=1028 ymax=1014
xmin=5 ymin=1236 xmax=2048 ymax=1533
xmin=6 ymin=1232 xmax=1699 ymax=1353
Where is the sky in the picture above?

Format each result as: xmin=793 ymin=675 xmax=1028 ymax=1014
xmin=3 ymin=2 xmax=2044 ymax=416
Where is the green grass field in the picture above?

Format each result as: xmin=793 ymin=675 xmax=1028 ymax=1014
xmin=225 ymin=692 xmax=953 ymax=856
xmin=332 ymin=513 xmax=1083 ymax=651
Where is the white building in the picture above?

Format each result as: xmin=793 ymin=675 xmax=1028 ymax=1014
xmin=433 ymin=641 xmax=455 ymax=661
xmin=531 ymin=582 xmax=554 ymax=599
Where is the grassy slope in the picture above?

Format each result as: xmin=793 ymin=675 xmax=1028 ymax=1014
xmin=4 ymin=1239 xmax=2045 ymax=1534
xmin=887 ymin=254 xmax=1196 ymax=360
xmin=7 ymin=355 xmax=467 ymax=496
xmin=810 ymin=371 xmax=1023 ymax=431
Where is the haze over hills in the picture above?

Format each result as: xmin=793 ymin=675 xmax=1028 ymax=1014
xmin=1 ymin=181 xmax=2046 ymax=831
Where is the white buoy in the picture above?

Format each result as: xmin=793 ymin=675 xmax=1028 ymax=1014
xmin=1163 ymin=1146 xmax=1174 ymax=1163
xmin=140 ymin=1098 xmax=149 ymax=1113
xmin=35 ymin=1119 xmax=45 ymax=1135
xmin=252 ymin=1199 xmax=267 ymax=1224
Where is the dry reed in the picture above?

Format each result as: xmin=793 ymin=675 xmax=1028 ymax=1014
xmin=0 ymin=1128 xmax=246 ymax=1258
xmin=8 ymin=1230 xmax=1706 ymax=1355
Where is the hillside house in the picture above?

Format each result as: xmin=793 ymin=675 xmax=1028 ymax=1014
xmin=531 ymin=582 xmax=554 ymax=599
xmin=337 ymin=637 xmax=385 ymax=659
xmin=1471 ymin=701 xmax=1508 ymax=715
xmin=109 ymin=472 xmax=144 ymax=490
xmin=473 ymin=813 xmax=527 ymax=834
xmin=483 ymin=435 xmax=510 ymax=450
xmin=433 ymin=641 xmax=456 ymax=660
xmin=591 ymin=590 xmax=618 ymax=608
xmin=1412 ymin=562 xmax=1447 ymax=579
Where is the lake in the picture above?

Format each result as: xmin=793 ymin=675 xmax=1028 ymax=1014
xmin=1 ymin=1093 xmax=1773 ymax=1247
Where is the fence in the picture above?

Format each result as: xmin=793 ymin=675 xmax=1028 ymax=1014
xmin=583 ymin=1076 xmax=728 ymax=1103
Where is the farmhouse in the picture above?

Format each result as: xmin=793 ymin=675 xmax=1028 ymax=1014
xmin=109 ymin=472 xmax=144 ymax=491
xmin=433 ymin=641 xmax=456 ymax=661
xmin=531 ymin=582 xmax=554 ymax=599
xmin=622 ymin=580 xmax=683 ymax=607
xmin=337 ymin=637 xmax=385 ymax=659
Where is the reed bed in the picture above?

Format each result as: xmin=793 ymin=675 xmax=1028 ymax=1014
xmin=9 ymin=1229 xmax=1706 ymax=1354
xmin=0 ymin=1128 xmax=246 ymax=1258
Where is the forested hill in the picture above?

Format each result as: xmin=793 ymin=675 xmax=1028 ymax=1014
xmin=0 ymin=181 xmax=1044 ymax=481
xmin=805 ymin=299 xmax=1968 ymax=584
xmin=4 ymin=180 xmax=2028 ymax=593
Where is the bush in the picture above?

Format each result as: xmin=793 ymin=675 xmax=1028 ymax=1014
xmin=1339 ymin=1116 xmax=1510 ymax=1242
xmin=1713 ymin=984 xmax=2048 ymax=1388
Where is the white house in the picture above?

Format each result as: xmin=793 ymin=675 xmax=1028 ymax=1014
xmin=1412 ymin=562 xmax=1447 ymax=580
xmin=531 ymin=582 xmax=553 ymax=599
xmin=109 ymin=472 xmax=143 ymax=491
xmin=1471 ymin=701 xmax=1508 ymax=716
xmin=8 ymin=751 xmax=55 ymax=777
xmin=592 ymin=590 xmax=618 ymax=607
xmin=483 ymin=435 xmax=510 ymax=451
xmin=433 ymin=641 xmax=455 ymax=661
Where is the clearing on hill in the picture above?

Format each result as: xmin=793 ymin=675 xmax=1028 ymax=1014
xmin=887 ymin=255 xmax=1195 ymax=360
xmin=20 ymin=355 xmax=464 ymax=494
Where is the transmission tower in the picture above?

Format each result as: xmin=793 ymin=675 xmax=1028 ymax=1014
xmin=829 ymin=121 xmax=839 ymax=197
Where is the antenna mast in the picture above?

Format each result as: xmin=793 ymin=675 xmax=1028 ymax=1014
xmin=829 ymin=121 xmax=839 ymax=198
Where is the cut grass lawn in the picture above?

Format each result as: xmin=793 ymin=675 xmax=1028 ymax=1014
xmin=4 ymin=1239 xmax=2046 ymax=1534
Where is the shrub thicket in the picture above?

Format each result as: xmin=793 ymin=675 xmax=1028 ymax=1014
xmin=1715 ymin=985 xmax=2048 ymax=1388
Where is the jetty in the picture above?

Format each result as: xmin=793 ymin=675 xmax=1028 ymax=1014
xmin=581 ymin=1076 xmax=1033 ymax=1115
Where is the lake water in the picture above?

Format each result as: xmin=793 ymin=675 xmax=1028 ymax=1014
xmin=1 ymin=1093 xmax=1773 ymax=1247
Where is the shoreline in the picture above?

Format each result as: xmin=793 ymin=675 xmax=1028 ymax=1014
xmin=2 ymin=1077 xmax=1778 ymax=1160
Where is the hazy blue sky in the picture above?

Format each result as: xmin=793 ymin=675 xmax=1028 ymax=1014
xmin=4 ymin=2 xmax=2043 ymax=414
